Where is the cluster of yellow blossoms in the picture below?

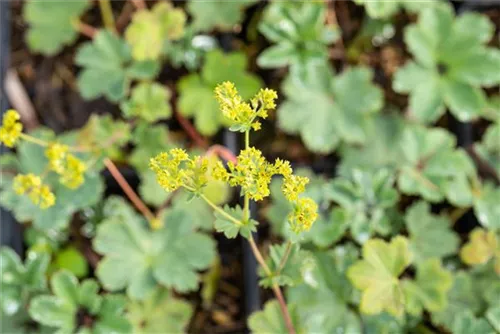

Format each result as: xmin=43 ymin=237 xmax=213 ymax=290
xmin=13 ymin=174 xmax=55 ymax=209
xmin=150 ymin=148 xmax=208 ymax=193
xmin=0 ymin=110 xmax=23 ymax=147
xmin=45 ymin=143 xmax=86 ymax=189
xmin=214 ymin=82 xmax=277 ymax=131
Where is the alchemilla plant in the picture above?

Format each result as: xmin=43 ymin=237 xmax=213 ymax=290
xmin=1 ymin=1 xmax=500 ymax=333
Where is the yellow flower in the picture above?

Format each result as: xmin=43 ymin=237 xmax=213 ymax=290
xmin=13 ymin=173 xmax=55 ymax=209
xmin=0 ymin=110 xmax=23 ymax=148
xmin=149 ymin=218 xmax=164 ymax=230
xmin=274 ymin=158 xmax=292 ymax=177
xmin=45 ymin=143 xmax=86 ymax=189
xmin=150 ymin=149 xmax=209 ymax=193
xmin=60 ymin=154 xmax=86 ymax=189
xmin=46 ymin=143 xmax=70 ymax=174
xmin=288 ymin=197 xmax=318 ymax=234
xmin=214 ymin=82 xmax=278 ymax=132
xmin=282 ymin=174 xmax=309 ymax=202
xmin=212 ymin=160 xmax=230 ymax=182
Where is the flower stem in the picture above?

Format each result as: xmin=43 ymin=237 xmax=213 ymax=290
xmin=130 ymin=0 xmax=146 ymax=9
xmin=277 ymin=241 xmax=293 ymax=275
xmin=72 ymin=19 xmax=98 ymax=38
xmin=248 ymin=235 xmax=296 ymax=334
xmin=19 ymin=133 xmax=48 ymax=147
xmin=200 ymin=193 xmax=242 ymax=226
xmin=176 ymin=112 xmax=208 ymax=148
xmin=98 ymin=0 xmax=116 ymax=33
xmin=103 ymin=158 xmax=155 ymax=222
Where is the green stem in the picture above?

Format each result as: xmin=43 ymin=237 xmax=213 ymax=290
xmin=200 ymin=193 xmax=242 ymax=226
xmin=20 ymin=133 xmax=48 ymax=147
xmin=277 ymin=241 xmax=293 ymax=275
xmin=98 ymin=0 xmax=116 ymax=33
xmin=243 ymin=130 xmax=250 ymax=221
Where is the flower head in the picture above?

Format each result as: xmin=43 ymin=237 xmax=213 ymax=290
xmin=282 ymin=175 xmax=309 ymax=202
xmin=0 ymin=110 xmax=23 ymax=148
xmin=288 ymin=197 xmax=318 ymax=234
xmin=13 ymin=173 xmax=55 ymax=209
xmin=150 ymin=149 xmax=209 ymax=193
xmin=214 ymin=82 xmax=278 ymax=132
xmin=45 ymin=143 xmax=86 ymax=189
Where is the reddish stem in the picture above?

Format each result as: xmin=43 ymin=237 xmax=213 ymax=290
xmin=103 ymin=158 xmax=155 ymax=221
xmin=206 ymin=144 xmax=237 ymax=163
xmin=175 ymin=112 xmax=209 ymax=148
xmin=130 ymin=0 xmax=146 ymax=9
xmin=75 ymin=21 xmax=98 ymax=39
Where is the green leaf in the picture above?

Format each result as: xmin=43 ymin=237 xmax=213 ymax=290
xmin=54 ymin=247 xmax=88 ymax=279
xmin=187 ymin=0 xmax=257 ymax=32
xmin=93 ymin=197 xmax=216 ymax=298
xmin=29 ymin=295 xmax=75 ymax=331
xmin=138 ymin=171 xmax=171 ymax=208
xmin=403 ymin=258 xmax=453 ymax=316
xmin=214 ymin=205 xmax=257 ymax=239
xmin=459 ymin=228 xmax=500 ymax=275
xmin=259 ymin=244 xmax=313 ymax=288
xmin=248 ymin=300 xmax=301 ymax=334
xmin=177 ymin=49 xmax=262 ymax=135
xmin=120 ymin=82 xmax=172 ymax=122
xmin=432 ymin=271 xmax=482 ymax=330
xmin=347 ymin=236 xmax=412 ymax=317
xmin=405 ymin=201 xmax=459 ymax=262
xmin=452 ymin=311 xmax=495 ymax=334
xmin=127 ymin=288 xmax=192 ymax=334
xmin=278 ymin=63 xmax=383 ymax=153
xmin=486 ymin=306 xmax=500 ymax=333
xmin=129 ymin=122 xmax=172 ymax=173
xmin=397 ymin=125 xmax=475 ymax=205
xmin=76 ymin=31 xmax=160 ymax=102
xmin=258 ymin=1 xmax=338 ymax=70
xmin=0 ymin=248 xmax=49 ymax=315
xmin=394 ymin=2 xmax=500 ymax=123
xmin=473 ymin=183 xmax=500 ymax=231
xmin=24 ymin=0 xmax=89 ymax=55
xmin=125 ymin=2 xmax=186 ymax=61
xmin=288 ymin=247 xmax=362 ymax=333
xmin=475 ymin=122 xmax=500 ymax=176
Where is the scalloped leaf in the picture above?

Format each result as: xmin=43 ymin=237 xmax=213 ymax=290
xmin=120 ymin=82 xmax=172 ymax=122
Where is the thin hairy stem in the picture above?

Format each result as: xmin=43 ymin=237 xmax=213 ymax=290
xmin=200 ymin=193 xmax=242 ymax=226
xmin=103 ymin=158 xmax=155 ymax=222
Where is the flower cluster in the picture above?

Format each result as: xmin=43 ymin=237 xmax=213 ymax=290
xmin=214 ymin=82 xmax=277 ymax=132
xmin=45 ymin=143 xmax=86 ymax=189
xmin=149 ymin=148 xmax=209 ymax=193
xmin=288 ymin=198 xmax=318 ymax=234
xmin=0 ymin=110 xmax=23 ymax=148
xmin=13 ymin=173 xmax=55 ymax=209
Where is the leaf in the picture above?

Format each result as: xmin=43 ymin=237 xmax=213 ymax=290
xmin=405 ymin=201 xmax=459 ymax=262
xmin=214 ymin=205 xmax=257 ymax=239
xmin=288 ymin=247 xmax=362 ymax=334
xmin=29 ymin=270 xmax=131 ymax=333
xmin=76 ymin=30 xmax=160 ymax=102
xmin=125 ymin=2 xmax=186 ymax=61
xmin=325 ymin=168 xmax=399 ymax=243
xmin=177 ymin=49 xmax=262 ymax=135
xmin=278 ymin=62 xmax=383 ymax=153
xmin=452 ymin=311 xmax=495 ymax=334
xmin=120 ymin=82 xmax=172 ymax=122
xmin=460 ymin=228 xmax=500 ymax=275
xmin=473 ymin=182 xmax=500 ymax=230
xmin=24 ymin=0 xmax=89 ymax=55
xmin=247 ymin=300 xmax=301 ymax=334
xmin=93 ymin=197 xmax=216 ymax=298
xmin=127 ymin=288 xmax=192 ymax=334
xmin=354 ymin=0 xmax=401 ymax=19
xmin=0 ymin=248 xmax=49 ymax=315
xmin=77 ymin=114 xmax=131 ymax=161
xmin=259 ymin=244 xmax=313 ymax=288
xmin=258 ymin=1 xmax=338 ymax=70
xmin=402 ymin=258 xmax=453 ymax=316
xmin=486 ymin=306 xmax=500 ymax=333
xmin=393 ymin=2 xmax=500 ymax=123
xmin=187 ymin=0 xmax=257 ymax=32
xmin=431 ymin=271 xmax=482 ymax=330
xmin=53 ymin=247 xmax=88 ymax=279
xmin=397 ymin=125 xmax=476 ymax=205
xmin=129 ymin=122 xmax=172 ymax=173
xmin=475 ymin=122 xmax=500 ymax=177
xmin=347 ymin=236 xmax=412 ymax=317
xmin=138 ymin=171 xmax=171 ymax=207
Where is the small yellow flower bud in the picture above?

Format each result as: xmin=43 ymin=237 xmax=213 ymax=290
xmin=288 ymin=197 xmax=318 ymax=234
xmin=60 ymin=154 xmax=86 ymax=189
xmin=46 ymin=143 xmax=70 ymax=174
xmin=282 ymin=175 xmax=309 ymax=202
xmin=149 ymin=218 xmax=164 ymax=230
xmin=0 ymin=110 xmax=23 ymax=148
xmin=13 ymin=173 xmax=56 ymax=209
